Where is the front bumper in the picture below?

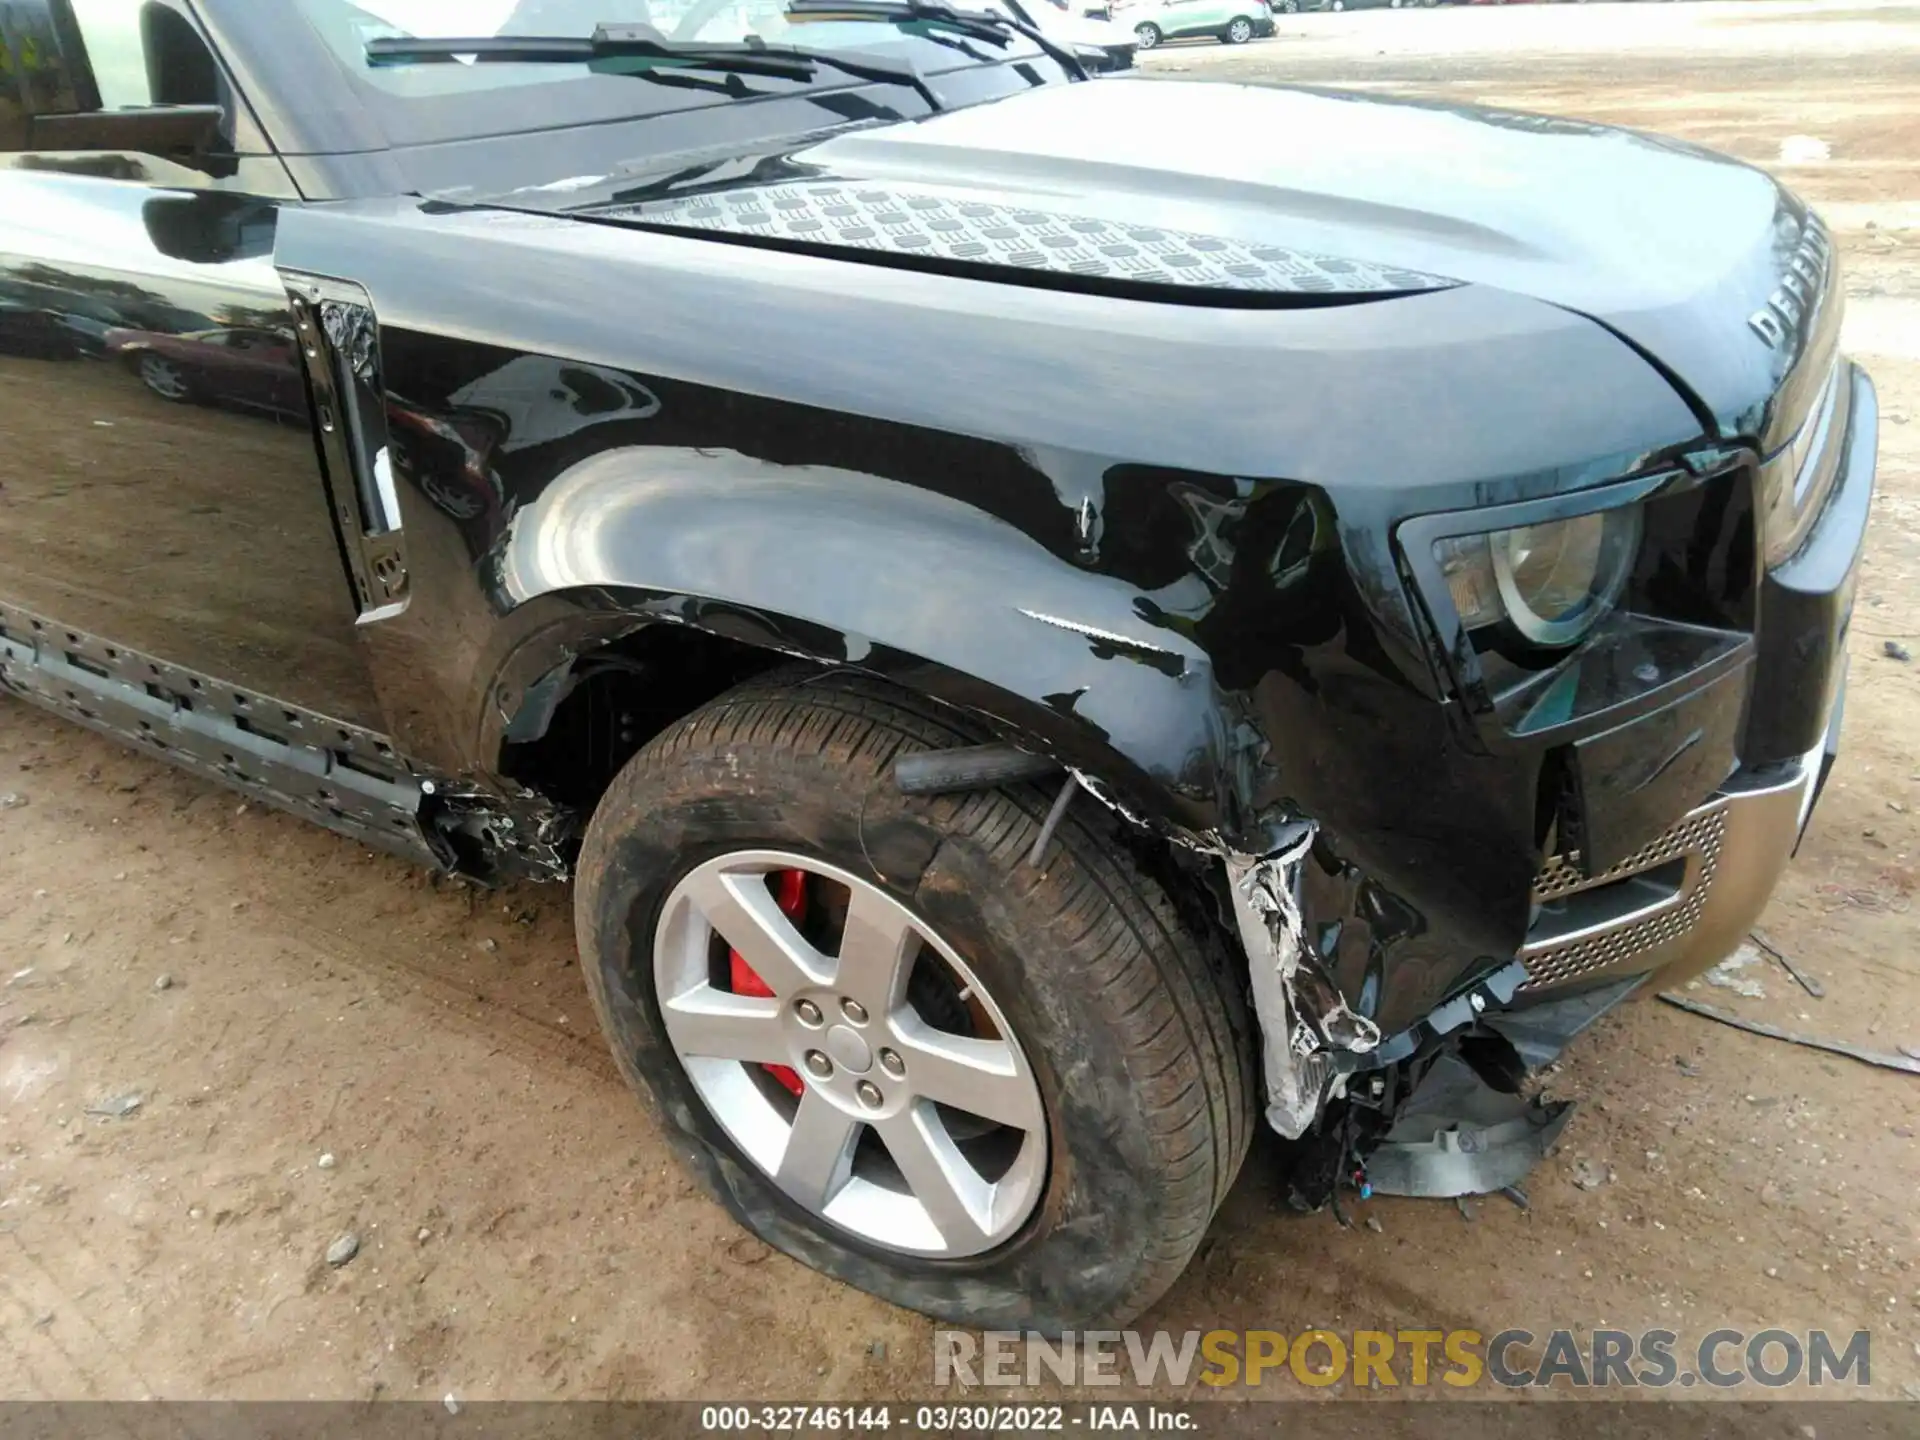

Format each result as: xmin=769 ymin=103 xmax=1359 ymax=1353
xmin=1517 ymin=363 xmax=1876 ymax=1000
xmin=1518 ymin=696 xmax=1840 ymax=997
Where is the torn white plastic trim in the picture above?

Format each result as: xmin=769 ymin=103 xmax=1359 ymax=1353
xmin=1224 ymin=831 xmax=1323 ymax=1139
xmin=1224 ymin=828 xmax=1380 ymax=1140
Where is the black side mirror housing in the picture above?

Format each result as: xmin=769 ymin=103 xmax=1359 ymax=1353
xmin=29 ymin=103 xmax=224 ymax=157
xmin=3 ymin=1 xmax=228 ymax=168
xmin=142 ymin=190 xmax=277 ymax=264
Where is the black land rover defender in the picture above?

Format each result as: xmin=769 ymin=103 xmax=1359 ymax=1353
xmin=0 ymin=0 xmax=1871 ymax=1328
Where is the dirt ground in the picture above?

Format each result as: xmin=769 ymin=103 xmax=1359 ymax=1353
xmin=3 ymin=0 xmax=1919 ymax=1406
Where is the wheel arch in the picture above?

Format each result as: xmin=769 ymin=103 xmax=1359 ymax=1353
xmin=488 ymin=590 xmax=1226 ymax=852
xmin=476 ymin=445 xmax=1236 ymax=851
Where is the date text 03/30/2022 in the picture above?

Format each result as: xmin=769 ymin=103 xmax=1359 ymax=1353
xmin=701 ymin=1407 xmax=1193 ymax=1432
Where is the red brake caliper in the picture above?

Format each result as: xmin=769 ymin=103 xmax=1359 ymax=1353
xmin=729 ymin=869 xmax=806 ymax=1096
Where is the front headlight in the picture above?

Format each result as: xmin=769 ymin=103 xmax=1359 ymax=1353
xmin=1433 ymin=507 xmax=1641 ymax=648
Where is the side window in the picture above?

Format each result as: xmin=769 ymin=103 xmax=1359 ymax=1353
xmin=68 ymin=0 xmax=154 ymax=107
xmin=67 ymin=0 xmax=221 ymax=109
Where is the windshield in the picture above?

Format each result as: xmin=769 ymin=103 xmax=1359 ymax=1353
xmin=294 ymin=0 xmax=1036 ymax=97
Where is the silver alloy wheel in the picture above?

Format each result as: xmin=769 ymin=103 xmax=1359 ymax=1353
xmin=1134 ymin=21 xmax=1160 ymax=47
xmin=653 ymin=850 xmax=1048 ymax=1258
xmin=1227 ymin=16 xmax=1253 ymax=39
xmin=139 ymin=353 xmax=189 ymax=400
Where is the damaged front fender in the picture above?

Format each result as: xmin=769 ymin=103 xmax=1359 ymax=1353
xmin=278 ymin=198 xmax=1723 ymax=1101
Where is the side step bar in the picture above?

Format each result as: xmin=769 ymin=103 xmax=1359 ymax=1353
xmin=0 ymin=600 xmax=443 ymax=869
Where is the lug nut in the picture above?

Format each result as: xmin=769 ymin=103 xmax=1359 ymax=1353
xmin=879 ymin=1048 xmax=906 ymax=1078
xmin=795 ymin=999 xmax=824 ymax=1027
xmin=856 ymin=1081 xmax=884 ymax=1109
xmin=841 ymin=998 xmax=869 ymax=1025
xmin=804 ymin=1051 xmax=833 ymax=1079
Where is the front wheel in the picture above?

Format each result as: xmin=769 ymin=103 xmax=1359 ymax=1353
xmin=1133 ymin=20 xmax=1162 ymax=46
xmin=574 ymin=676 xmax=1255 ymax=1329
xmin=1224 ymin=15 xmax=1255 ymax=40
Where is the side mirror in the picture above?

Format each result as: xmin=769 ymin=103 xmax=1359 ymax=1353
xmin=142 ymin=191 xmax=277 ymax=265
xmin=31 ymin=102 xmax=223 ymax=157
xmin=3 ymin=1 xmax=227 ymax=165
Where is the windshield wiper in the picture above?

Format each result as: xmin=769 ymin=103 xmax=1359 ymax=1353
xmin=785 ymin=0 xmax=1089 ymax=80
xmin=366 ymin=24 xmax=944 ymax=110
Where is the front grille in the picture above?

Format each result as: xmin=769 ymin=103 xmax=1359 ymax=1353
xmin=1520 ymin=805 xmax=1727 ymax=992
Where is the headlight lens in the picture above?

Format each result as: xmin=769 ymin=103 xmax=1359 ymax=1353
xmin=1433 ymin=507 xmax=1641 ymax=648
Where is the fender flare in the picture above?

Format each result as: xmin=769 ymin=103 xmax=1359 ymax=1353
xmin=477 ymin=444 xmax=1254 ymax=845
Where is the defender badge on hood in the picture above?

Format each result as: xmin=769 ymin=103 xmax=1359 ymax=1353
xmin=1749 ymin=212 xmax=1831 ymax=350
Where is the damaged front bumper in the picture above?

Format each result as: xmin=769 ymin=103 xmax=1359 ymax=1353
xmin=1521 ymin=705 xmax=1841 ymax=999
xmin=1226 ymin=362 xmax=1873 ymax=1164
xmin=1228 ymin=663 xmax=1847 ymax=1153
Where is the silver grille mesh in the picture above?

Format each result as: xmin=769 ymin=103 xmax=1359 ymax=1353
xmin=1520 ymin=805 xmax=1728 ymax=992
xmin=606 ymin=183 xmax=1458 ymax=296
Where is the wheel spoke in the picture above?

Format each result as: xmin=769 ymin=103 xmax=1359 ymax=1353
xmin=875 ymin=1104 xmax=993 ymax=1253
xmin=662 ymin=991 xmax=787 ymax=1063
xmin=655 ymin=850 xmax=1049 ymax=1257
xmin=684 ymin=867 xmax=828 ymax=997
xmin=775 ymin=1091 xmax=861 ymax=1212
xmin=833 ymin=883 xmax=920 ymax=1015
xmin=891 ymin=1013 xmax=1043 ymax=1132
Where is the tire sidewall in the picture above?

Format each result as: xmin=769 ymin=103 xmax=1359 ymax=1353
xmin=576 ymin=743 xmax=1177 ymax=1328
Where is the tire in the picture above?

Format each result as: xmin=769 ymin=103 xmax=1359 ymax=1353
xmin=1224 ymin=15 xmax=1254 ymax=40
xmin=1133 ymin=20 xmax=1161 ymax=46
xmin=574 ymin=674 xmax=1256 ymax=1330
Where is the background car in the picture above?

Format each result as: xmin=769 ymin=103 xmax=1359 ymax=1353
xmin=1121 ymin=0 xmax=1275 ymax=47
xmin=102 ymin=325 xmax=307 ymax=419
xmin=0 ymin=297 xmax=81 ymax=360
xmin=1004 ymin=0 xmax=1141 ymax=69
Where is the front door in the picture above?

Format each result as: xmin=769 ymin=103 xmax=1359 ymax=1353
xmin=0 ymin=0 xmax=385 ymax=730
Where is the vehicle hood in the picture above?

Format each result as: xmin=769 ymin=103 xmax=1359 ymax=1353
xmin=581 ymin=79 xmax=1836 ymax=442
